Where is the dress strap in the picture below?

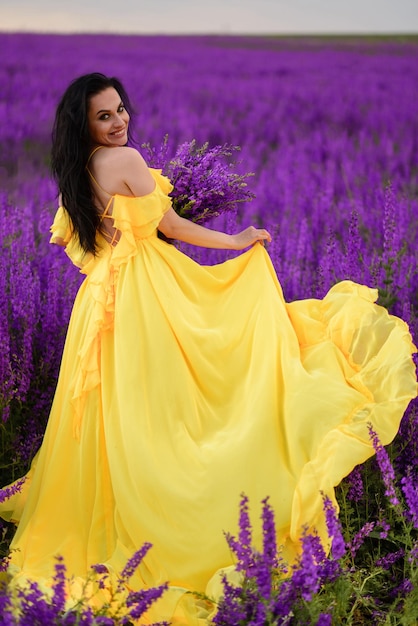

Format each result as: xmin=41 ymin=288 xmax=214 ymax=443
xmin=86 ymin=146 xmax=113 ymax=197
xmin=87 ymin=145 xmax=105 ymax=164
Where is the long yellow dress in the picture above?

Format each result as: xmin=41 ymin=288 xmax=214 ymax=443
xmin=1 ymin=169 xmax=417 ymax=623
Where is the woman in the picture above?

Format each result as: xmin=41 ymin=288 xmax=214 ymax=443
xmin=1 ymin=73 xmax=416 ymax=624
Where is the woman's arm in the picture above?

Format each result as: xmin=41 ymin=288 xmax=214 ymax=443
xmin=158 ymin=208 xmax=271 ymax=250
xmin=95 ymin=147 xmax=271 ymax=250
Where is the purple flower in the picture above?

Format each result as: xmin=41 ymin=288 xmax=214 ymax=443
xmin=125 ymin=583 xmax=168 ymax=620
xmin=118 ymin=542 xmax=152 ymax=584
xmin=51 ymin=555 xmax=67 ymax=614
xmin=271 ymin=577 xmax=297 ymax=619
xmin=368 ymin=424 xmax=400 ymax=507
xmin=391 ymin=578 xmax=413 ymax=598
xmin=322 ymin=494 xmax=346 ymax=559
xmin=375 ymin=549 xmax=404 ymax=570
xmin=317 ymin=613 xmax=333 ymax=626
xmin=378 ymin=517 xmax=390 ymax=539
xmin=291 ymin=533 xmax=321 ymax=601
xmin=261 ymin=497 xmax=278 ymax=570
xmin=212 ymin=575 xmax=249 ymax=625
xmin=224 ymin=493 xmax=256 ymax=576
xmin=0 ymin=586 xmax=13 ymax=626
xmin=143 ymin=138 xmax=255 ymax=227
xmin=348 ymin=522 xmax=375 ymax=559
xmin=90 ymin=563 xmax=108 ymax=575
xmin=0 ymin=477 xmax=26 ymax=503
xmin=346 ymin=466 xmax=364 ymax=502
xmin=400 ymin=470 xmax=418 ymax=527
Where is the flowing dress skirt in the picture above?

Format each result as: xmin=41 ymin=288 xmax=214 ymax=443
xmin=1 ymin=171 xmax=416 ymax=623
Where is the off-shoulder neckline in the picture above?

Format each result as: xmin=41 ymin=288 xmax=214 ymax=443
xmin=111 ymin=181 xmax=159 ymax=202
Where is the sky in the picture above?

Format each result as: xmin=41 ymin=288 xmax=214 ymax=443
xmin=1 ymin=0 xmax=418 ymax=34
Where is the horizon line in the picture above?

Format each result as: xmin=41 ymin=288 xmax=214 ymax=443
xmin=1 ymin=30 xmax=418 ymax=37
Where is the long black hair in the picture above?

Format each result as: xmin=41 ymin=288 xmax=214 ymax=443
xmin=51 ymin=73 xmax=134 ymax=254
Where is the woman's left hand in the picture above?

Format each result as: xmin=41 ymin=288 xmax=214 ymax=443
xmin=229 ymin=226 xmax=272 ymax=250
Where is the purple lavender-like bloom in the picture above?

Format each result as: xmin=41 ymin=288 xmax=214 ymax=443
xmin=271 ymin=577 xmax=297 ymax=620
xmin=17 ymin=580 xmax=58 ymax=625
xmin=378 ymin=517 xmax=390 ymax=539
xmin=118 ymin=542 xmax=152 ymax=585
xmin=346 ymin=465 xmax=364 ymax=502
xmin=212 ymin=576 xmax=249 ymax=625
xmin=261 ymin=497 xmax=277 ymax=570
xmin=144 ymin=138 xmax=255 ymax=227
xmin=0 ymin=584 xmax=13 ymax=626
xmin=391 ymin=578 xmax=413 ymax=598
xmin=224 ymin=493 xmax=255 ymax=576
xmin=125 ymin=583 xmax=168 ymax=620
xmin=0 ymin=477 xmax=26 ymax=503
xmin=90 ymin=563 xmax=109 ymax=590
xmin=345 ymin=209 xmax=365 ymax=284
xmin=316 ymin=613 xmax=332 ymax=626
xmin=368 ymin=424 xmax=400 ymax=507
xmin=375 ymin=549 xmax=404 ymax=570
xmin=291 ymin=534 xmax=321 ymax=601
xmin=141 ymin=134 xmax=171 ymax=169
xmin=245 ymin=496 xmax=279 ymax=600
xmin=348 ymin=521 xmax=375 ymax=559
xmin=218 ymin=496 xmax=290 ymax=622
xmin=51 ymin=555 xmax=67 ymax=614
xmin=90 ymin=563 xmax=108 ymax=575
xmin=400 ymin=470 xmax=418 ymax=528
xmin=322 ymin=494 xmax=346 ymax=560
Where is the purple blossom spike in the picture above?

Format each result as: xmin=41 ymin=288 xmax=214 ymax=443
xmin=291 ymin=533 xmax=321 ymax=601
xmin=317 ymin=613 xmax=332 ymax=626
xmin=125 ymin=583 xmax=168 ymax=620
xmin=51 ymin=555 xmax=67 ymax=614
xmin=378 ymin=517 xmax=390 ymax=539
xmin=0 ymin=477 xmax=26 ymax=503
xmin=400 ymin=470 xmax=418 ymax=528
xmin=368 ymin=424 xmax=400 ymax=507
xmin=118 ymin=542 xmax=152 ymax=585
xmin=346 ymin=466 xmax=364 ymax=502
xmin=375 ymin=549 xmax=405 ymax=570
xmin=261 ymin=496 xmax=278 ymax=570
xmin=348 ymin=522 xmax=375 ymax=559
xmin=224 ymin=493 xmax=255 ymax=575
xmin=90 ymin=563 xmax=108 ymax=575
xmin=322 ymin=494 xmax=346 ymax=559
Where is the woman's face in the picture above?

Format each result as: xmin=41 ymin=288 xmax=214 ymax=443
xmin=87 ymin=87 xmax=130 ymax=147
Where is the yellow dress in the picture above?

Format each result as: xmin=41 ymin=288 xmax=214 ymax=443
xmin=1 ymin=169 xmax=417 ymax=623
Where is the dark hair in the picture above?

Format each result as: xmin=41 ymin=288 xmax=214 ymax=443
xmin=51 ymin=73 xmax=133 ymax=254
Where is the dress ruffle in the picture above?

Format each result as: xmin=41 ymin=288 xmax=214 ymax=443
xmin=49 ymin=169 xmax=173 ymax=438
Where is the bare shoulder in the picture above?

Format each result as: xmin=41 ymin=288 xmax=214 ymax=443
xmin=96 ymin=146 xmax=145 ymax=170
xmin=92 ymin=146 xmax=155 ymax=197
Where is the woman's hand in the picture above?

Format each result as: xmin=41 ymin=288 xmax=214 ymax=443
xmin=230 ymin=226 xmax=272 ymax=250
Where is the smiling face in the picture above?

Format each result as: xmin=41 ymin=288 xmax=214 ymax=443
xmin=87 ymin=87 xmax=130 ymax=148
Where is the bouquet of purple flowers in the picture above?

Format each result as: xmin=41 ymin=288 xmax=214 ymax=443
xmin=141 ymin=136 xmax=255 ymax=225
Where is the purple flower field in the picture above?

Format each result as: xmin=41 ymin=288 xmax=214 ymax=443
xmin=1 ymin=33 xmax=418 ymax=623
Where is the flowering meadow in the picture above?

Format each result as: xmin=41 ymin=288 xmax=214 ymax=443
xmin=1 ymin=33 xmax=418 ymax=624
